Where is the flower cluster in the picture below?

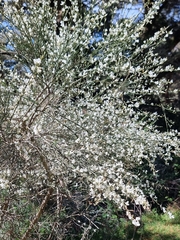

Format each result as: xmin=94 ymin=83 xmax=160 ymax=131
xmin=0 ymin=0 xmax=179 ymax=236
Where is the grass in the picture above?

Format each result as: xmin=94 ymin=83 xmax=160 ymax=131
xmin=92 ymin=201 xmax=180 ymax=240
xmin=133 ymin=205 xmax=180 ymax=240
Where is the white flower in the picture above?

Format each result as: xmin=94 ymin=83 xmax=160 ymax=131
xmin=132 ymin=217 xmax=141 ymax=227
xmin=134 ymin=102 xmax=140 ymax=108
xmin=167 ymin=211 xmax=174 ymax=219
xmin=162 ymin=207 xmax=166 ymax=213
xmin=33 ymin=58 xmax=41 ymax=65
xmin=148 ymin=70 xmax=157 ymax=78
xmin=36 ymin=67 xmax=42 ymax=73
xmin=0 ymin=178 xmax=9 ymax=189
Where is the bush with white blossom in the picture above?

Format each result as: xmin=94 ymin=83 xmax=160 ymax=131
xmin=0 ymin=0 xmax=179 ymax=238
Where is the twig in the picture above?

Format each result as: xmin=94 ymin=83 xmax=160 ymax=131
xmin=0 ymin=50 xmax=15 ymax=56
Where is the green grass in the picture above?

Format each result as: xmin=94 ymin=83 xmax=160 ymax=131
xmin=131 ymin=207 xmax=180 ymax=240
xmin=92 ymin=204 xmax=180 ymax=240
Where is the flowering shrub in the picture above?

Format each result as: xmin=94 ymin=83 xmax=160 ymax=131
xmin=0 ymin=0 xmax=180 ymax=239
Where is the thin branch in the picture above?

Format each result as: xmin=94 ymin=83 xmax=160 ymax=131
xmin=21 ymin=187 xmax=54 ymax=240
